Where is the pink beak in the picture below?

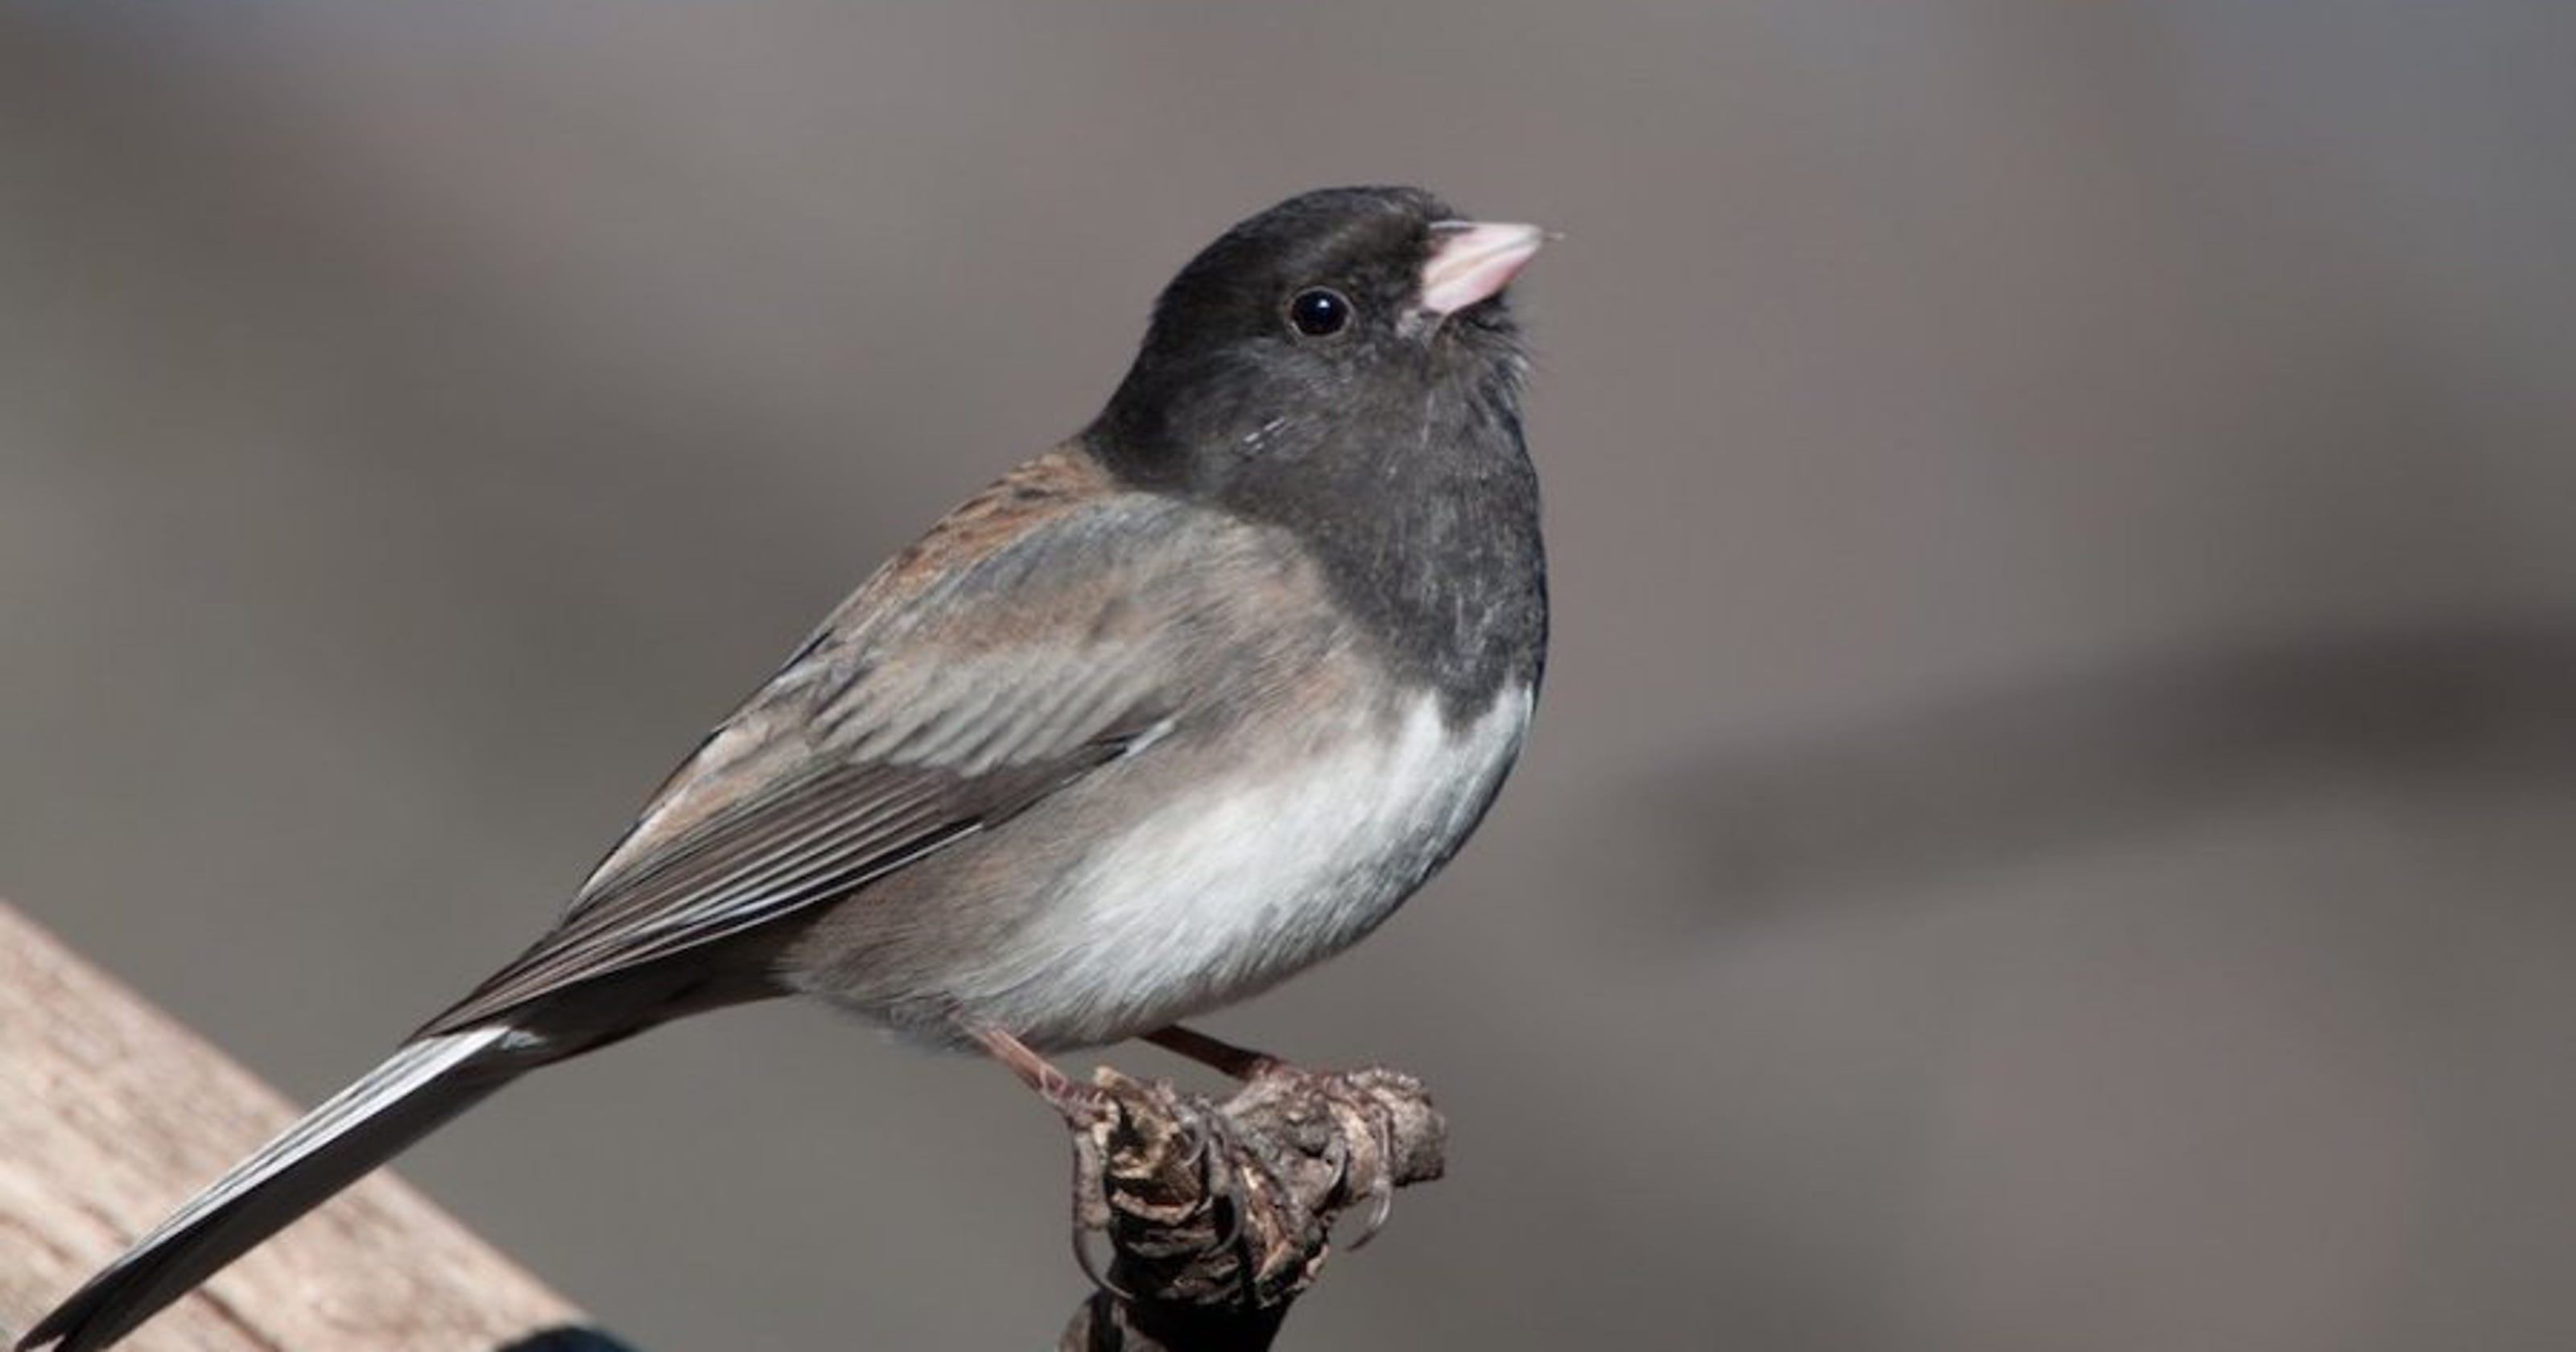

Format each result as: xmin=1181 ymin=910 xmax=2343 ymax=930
xmin=1418 ymin=221 xmax=1547 ymax=315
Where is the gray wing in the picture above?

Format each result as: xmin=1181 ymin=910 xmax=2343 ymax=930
xmin=417 ymin=473 xmax=1276 ymax=1037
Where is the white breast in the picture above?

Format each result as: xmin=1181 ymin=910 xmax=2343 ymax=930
xmin=959 ymin=682 xmax=1534 ymax=1047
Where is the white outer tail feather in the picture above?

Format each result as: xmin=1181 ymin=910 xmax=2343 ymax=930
xmin=20 ymin=1025 xmax=527 ymax=1352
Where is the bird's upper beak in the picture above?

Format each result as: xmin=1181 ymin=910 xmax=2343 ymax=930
xmin=1418 ymin=221 xmax=1546 ymax=315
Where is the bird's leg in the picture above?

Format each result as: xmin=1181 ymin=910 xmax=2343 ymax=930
xmin=972 ymin=1025 xmax=1128 ymax=1291
xmin=973 ymin=1025 xmax=1113 ymax=1126
xmin=1144 ymin=1024 xmax=1288 ymax=1080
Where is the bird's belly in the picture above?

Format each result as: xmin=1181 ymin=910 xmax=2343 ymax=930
xmin=941 ymin=682 xmax=1532 ymax=1049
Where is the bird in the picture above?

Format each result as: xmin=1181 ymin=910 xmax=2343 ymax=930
xmin=18 ymin=183 xmax=1547 ymax=1351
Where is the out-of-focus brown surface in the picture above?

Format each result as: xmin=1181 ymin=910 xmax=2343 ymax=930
xmin=0 ymin=901 xmax=593 ymax=1351
xmin=3 ymin=5 xmax=2571 ymax=1350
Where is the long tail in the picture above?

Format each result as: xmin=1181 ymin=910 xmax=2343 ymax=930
xmin=18 ymin=1024 xmax=532 ymax=1352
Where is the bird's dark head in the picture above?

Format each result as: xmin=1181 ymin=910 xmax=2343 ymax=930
xmin=1087 ymin=185 xmax=1542 ymax=502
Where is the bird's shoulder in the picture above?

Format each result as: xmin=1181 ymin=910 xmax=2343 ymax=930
xmin=832 ymin=442 xmax=1128 ymax=621
xmin=568 ymin=444 xmax=1335 ymax=904
xmin=796 ymin=442 xmax=1334 ymax=723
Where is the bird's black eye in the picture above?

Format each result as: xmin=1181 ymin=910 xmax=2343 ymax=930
xmin=1287 ymin=287 xmax=1351 ymax=337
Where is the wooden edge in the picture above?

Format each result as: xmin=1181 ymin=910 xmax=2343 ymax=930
xmin=0 ymin=901 xmax=628 ymax=1351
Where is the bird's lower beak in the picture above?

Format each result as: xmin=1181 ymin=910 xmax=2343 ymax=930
xmin=1418 ymin=221 xmax=1546 ymax=315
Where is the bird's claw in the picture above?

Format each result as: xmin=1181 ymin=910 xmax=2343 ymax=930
xmin=1065 ymin=1100 xmax=1130 ymax=1299
xmin=1261 ymin=1063 xmax=1402 ymax=1251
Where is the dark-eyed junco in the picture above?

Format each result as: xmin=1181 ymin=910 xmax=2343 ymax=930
xmin=21 ymin=184 xmax=1546 ymax=1351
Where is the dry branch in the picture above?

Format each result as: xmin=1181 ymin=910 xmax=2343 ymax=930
xmin=1059 ymin=1066 xmax=1447 ymax=1350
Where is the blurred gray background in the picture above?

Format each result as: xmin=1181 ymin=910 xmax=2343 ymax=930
xmin=6 ymin=4 xmax=2574 ymax=1349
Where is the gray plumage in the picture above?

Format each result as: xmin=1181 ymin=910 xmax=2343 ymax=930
xmin=20 ymin=184 xmax=1546 ymax=1351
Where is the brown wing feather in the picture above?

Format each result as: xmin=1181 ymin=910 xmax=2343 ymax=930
xmin=415 ymin=744 xmax=1134 ymax=1036
xmin=414 ymin=445 xmax=1187 ymax=1037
